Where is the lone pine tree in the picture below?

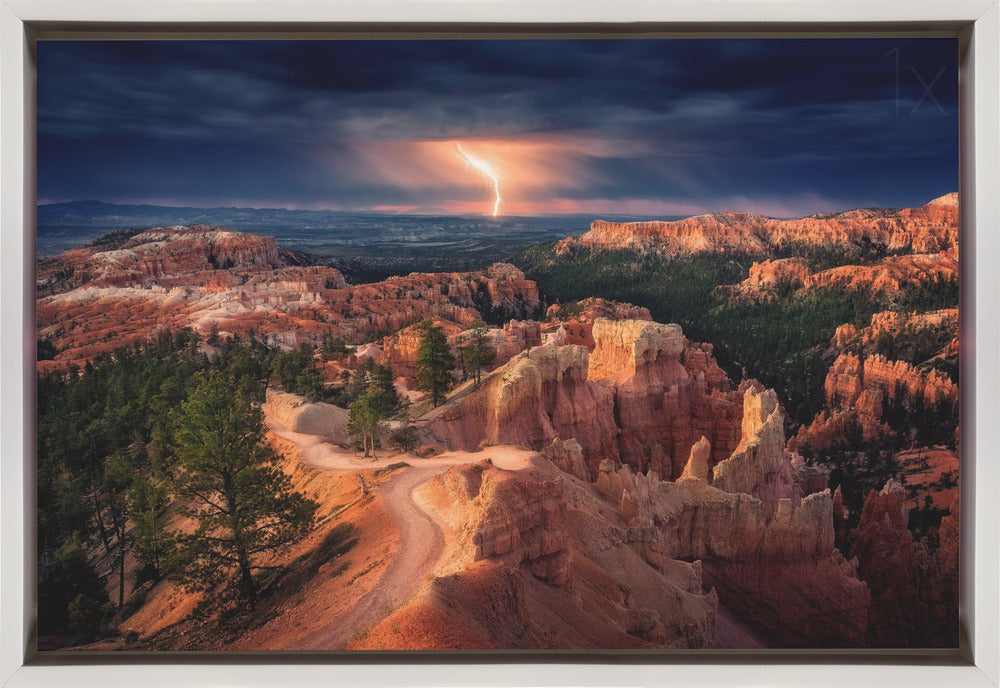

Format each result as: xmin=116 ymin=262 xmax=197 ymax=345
xmin=167 ymin=369 xmax=317 ymax=612
xmin=414 ymin=319 xmax=456 ymax=407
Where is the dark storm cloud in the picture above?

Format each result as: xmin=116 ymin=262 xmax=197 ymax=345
xmin=37 ymin=38 xmax=958 ymax=215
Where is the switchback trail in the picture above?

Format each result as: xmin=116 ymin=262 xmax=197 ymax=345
xmin=265 ymin=411 xmax=533 ymax=650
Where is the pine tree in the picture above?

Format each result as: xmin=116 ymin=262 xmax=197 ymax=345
xmin=167 ymin=370 xmax=317 ymax=612
xmin=129 ymin=473 xmax=171 ymax=588
xmin=346 ymin=361 xmax=399 ymax=457
xmin=348 ymin=389 xmax=388 ymax=458
xmin=460 ymin=321 xmax=496 ymax=387
xmin=102 ymin=450 xmax=133 ymax=609
xmin=414 ymin=319 xmax=455 ymax=407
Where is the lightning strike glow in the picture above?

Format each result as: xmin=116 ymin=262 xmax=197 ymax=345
xmin=456 ymin=143 xmax=502 ymax=217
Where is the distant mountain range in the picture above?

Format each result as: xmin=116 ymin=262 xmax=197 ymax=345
xmin=35 ymin=200 xmax=678 ymax=265
xmin=38 ymin=199 xmax=418 ymax=230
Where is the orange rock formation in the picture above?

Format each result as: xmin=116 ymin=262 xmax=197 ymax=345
xmin=725 ymin=253 xmax=957 ymax=300
xmin=421 ymin=318 xmax=745 ymax=481
xmin=36 ymin=227 xmax=540 ymax=371
xmin=790 ymin=351 xmax=958 ymax=454
xmin=559 ymin=193 xmax=958 ymax=259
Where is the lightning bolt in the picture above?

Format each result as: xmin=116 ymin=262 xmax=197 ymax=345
xmin=456 ymin=142 xmax=502 ymax=217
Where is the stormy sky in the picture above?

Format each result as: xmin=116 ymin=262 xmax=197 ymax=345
xmin=37 ymin=38 xmax=958 ymax=218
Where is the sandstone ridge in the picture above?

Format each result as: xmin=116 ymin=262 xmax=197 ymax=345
xmin=421 ymin=318 xmax=745 ymax=481
xmin=558 ymin=194 xmax=957 ymax=259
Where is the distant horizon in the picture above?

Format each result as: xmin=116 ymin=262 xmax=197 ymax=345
xmin=36 ymin=191 xmax=957 ymax=224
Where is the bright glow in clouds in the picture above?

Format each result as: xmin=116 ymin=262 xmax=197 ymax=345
xmin=455 ymin=143 xmax=502 ymax=217
xmin=326 ymin=137 xmax=837 ymax=217
xmin=339 ymin=136 xmax=607 ymax=214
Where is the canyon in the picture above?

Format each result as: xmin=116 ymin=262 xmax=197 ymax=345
xmin=37 ymin=192 xmax=960 ymax=652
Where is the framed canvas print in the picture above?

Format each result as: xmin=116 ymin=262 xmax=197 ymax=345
xmin=1 ymin=1 xmax=998 ymax=687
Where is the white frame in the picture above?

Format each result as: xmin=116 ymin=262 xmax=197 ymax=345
xmin=2 ymin=2 xmax=997 ymax=687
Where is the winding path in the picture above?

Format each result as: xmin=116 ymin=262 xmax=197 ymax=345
xmin=265 ymin=411 xmax=533 ymax=650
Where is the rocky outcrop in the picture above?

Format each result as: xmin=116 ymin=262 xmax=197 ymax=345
xmin=805 ymin=253 xmax=957 ymax=294
xmin=487 ymin=320 xmax=543 ymax=364
xmin=723 ymin=257 xmax=810 ymax=301
xmin=36 ymin=226 xmax=288 ymax=294
xmin=678 ymin=437 xmax=711 ymax=482
xmin=561 ymin=194 xmax=958 ymax=259
xmin=830 ymin=309 xmax=958 ymax=362
xmin=723 ymin=252 xmax=957 ymax=301
xmin=419 ymin=344 xmax=617 ymax=480
xmin=588 ymin=319 xmax=684 ymax=381
xmin=541 ymin=438 xmax=590 ymax=483
xmin=409 ymin=459 xmax=719 ymax=649
xmin=712 ymin=387 xmax=796 ymax=516
xmin=589 ymin=319 xmax=743 ymax=479
xmin=594 ymin=462 xmax=869 ymax=647
xmin=265 ymin=389 xmax=348 ymax=442
xmin=419 ymin=334 xmax=870 ymax=646
xmin=860 ymin=355 xmax=957 ymax=407
xmin=544 ymin=298 xmax=653 ymax=348
xmin=483 ymin=346 xmax=619 ymax=478
xmin=850 ymin=481 xmax=958 ymax=647
xmin=790 ymin=454 xmax=831 ymax=497
xmin=791 ymin=351 xmax=958 ymax=455
xmin=421 ymin=318 xmax=744 ymax=481
xmin=727 ymin=258 xmax=958 ymax=311
xmin=546 ymin=296 xmax=652 ymax=323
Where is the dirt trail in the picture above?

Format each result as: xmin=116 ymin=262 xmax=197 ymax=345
xmin=266 ymin=412 xmax=532 ymax=474
xmin=296 ymin=464 xmax=448 ymax=650
xmin=265 ymin=410 xmax=532 ymax=650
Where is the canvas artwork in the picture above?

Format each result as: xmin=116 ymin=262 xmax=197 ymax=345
xmin=35 ymin=38 xmax=960 ymax=652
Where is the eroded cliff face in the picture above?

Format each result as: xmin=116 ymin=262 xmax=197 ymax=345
xmin=723 ymin=257 xmax=811 ymax=301
xmin=805 ymin=253 xmax=957 ymax=293
xmin=36 ymin=227 xmax=540 ymax=371
xmin=588 ymin=319 xmax=743 ymax=479
xmin=790 ymin=350 xmax=958 ymax=454
xmin=724 ymin=253 xmax=957 ymax=301
xmin=832 ymin=308 xmax=959 ymax=358
xmin=850 ymin=481 xmax=958 ymax=647
xmin=712 ymin=388 xmax=797 ymax=516
xmin=421 ymin=318 xmax=744 ymax=481
xmin=559 ymin=194 xmax=958 ymax=259
xmin=421 ymin=344 xmax=620 ymax=474
xmin=356 ymin=458 xmax=720 ymax=650
xmin=594 ymin=408 xmax=869 ymax=647
xmin=36 ymin=226 xmax=287 ymax=294
xmin=544 ymin=298 xmax=653 ymax=348
xmin=412 ymin=316 xmax=869 ymax=646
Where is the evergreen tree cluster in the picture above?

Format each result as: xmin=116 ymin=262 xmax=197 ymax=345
xmin=270 ymin=342 xmax=322 ymax=400
xmin=345 ymin=358 xmax=401 ymax=458
xmin=456 ymin=320 xmax=496 ymax=387
xmin=37 ymin=328 xmax=319 ymax=643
